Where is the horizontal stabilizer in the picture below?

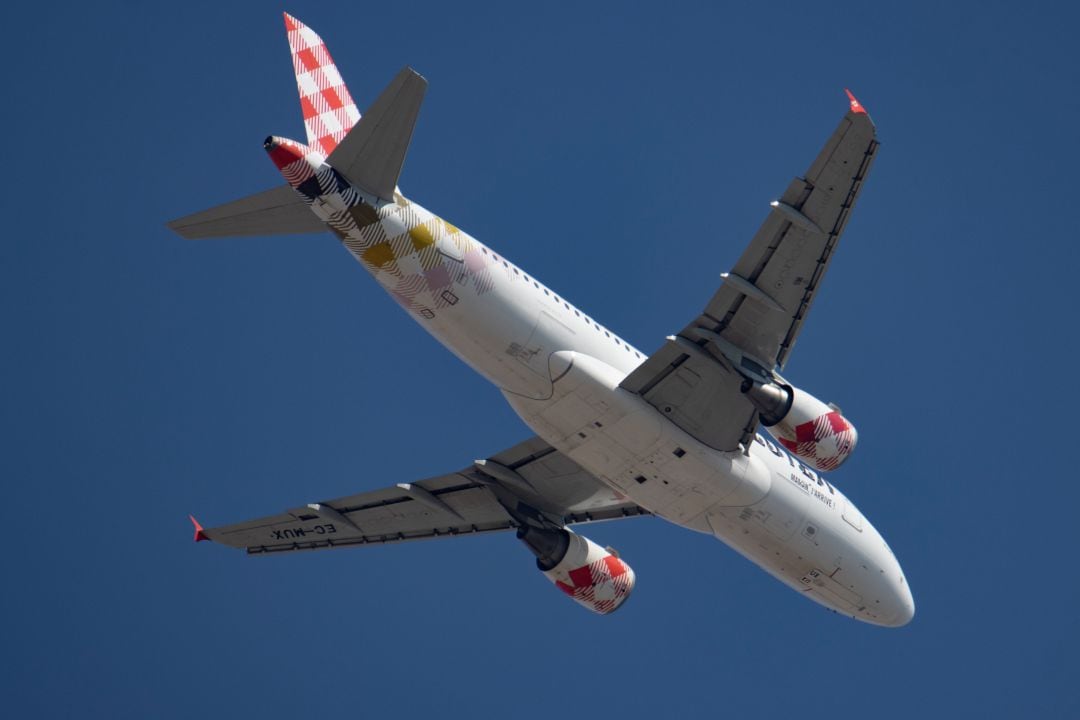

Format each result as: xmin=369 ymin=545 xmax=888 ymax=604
xmin=327 ymin=67 xmax=427 ymax=201
xmin=166 ymin=185 xmax=325 ymax=239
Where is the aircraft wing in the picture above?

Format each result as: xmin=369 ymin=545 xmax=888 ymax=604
xmin=620 ymin=96 xmax=879 ymax=452
xmin=198 ymin=436 xmax=648 ymax=554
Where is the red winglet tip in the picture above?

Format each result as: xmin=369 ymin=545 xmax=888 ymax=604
xmin=845 ymin=88 xmax=867 ymax=115
xmin=189 ymin=514 xmax=210 ymax=543
xmin=283 ymin=12 xmax=300 ymax=32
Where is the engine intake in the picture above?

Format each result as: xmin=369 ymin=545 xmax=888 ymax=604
xmin=518 ymin=526 xmax=635 ymax=614
xmin=743 ymin=381 xmax=858 ymax=472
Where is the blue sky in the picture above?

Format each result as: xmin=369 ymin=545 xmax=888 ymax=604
xmin=3 ymin=0 xmax=1078 ymax=716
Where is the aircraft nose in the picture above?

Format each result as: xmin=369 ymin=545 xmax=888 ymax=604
xmin=879 ymin=567 xmax=915 ymax=627
xmin=889 ymin=579 xmax=915 ymax=627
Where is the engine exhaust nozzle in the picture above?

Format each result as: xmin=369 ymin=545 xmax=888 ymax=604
xmin=743 ymin=382 xmax=794 ymax=426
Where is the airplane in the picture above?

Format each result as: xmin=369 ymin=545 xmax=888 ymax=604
xmin=170 ymin=12 xmax=914 ymax=627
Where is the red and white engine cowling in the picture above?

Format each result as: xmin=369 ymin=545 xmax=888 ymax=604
xmin=517 ymin=526 xmax=635 ymax=614
xmin=743 ymin=382 xmax=858 ymax=472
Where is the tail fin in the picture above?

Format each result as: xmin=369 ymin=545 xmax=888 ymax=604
xmin=284 ymin=13 xmax=360 ymax=155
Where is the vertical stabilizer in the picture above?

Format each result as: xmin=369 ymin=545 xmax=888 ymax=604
xmin=283 ymin=13 xmax=361 ymax=155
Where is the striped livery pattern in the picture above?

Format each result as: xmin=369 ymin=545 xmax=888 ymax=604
xmin=270 ymin=14 xmax=501 ymax=318
xmin=777 ymin=411 xmax=857 ymax=472
xmin=284 ymin=13 xmax=361 ymax=156
xmin=550 ymin=555 xmax=636 ymax=615
xmin=264 ymin=138 xmax=497 ymax=317
xmin=265 ymin=136 xmax=324 ymax=188
xmin=335 ymin=198 xmax=499 ymax=315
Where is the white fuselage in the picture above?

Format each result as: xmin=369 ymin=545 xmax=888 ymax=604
xmin=315 ymin=186 xmax=914 ymax=627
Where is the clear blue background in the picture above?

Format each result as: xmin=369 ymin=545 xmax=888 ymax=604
xmin=3 ymin=1 xmax=1077 ymax=716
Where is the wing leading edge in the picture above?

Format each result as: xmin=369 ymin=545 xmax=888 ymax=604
xmin=198 ymin=436 xmax=648 ymax=555
xmin=620 ymin=96 xmax=879 ymax=453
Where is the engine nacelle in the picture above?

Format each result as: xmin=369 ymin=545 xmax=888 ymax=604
xmin=743 ymin=382 xmax=858 ymax=472
xmin=517 ymin=526 xmax=635 ymax=614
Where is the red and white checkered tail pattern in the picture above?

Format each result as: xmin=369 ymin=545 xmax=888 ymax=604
xmin=283 ymin=13 xmax=361 ymax=156
xmin=542 ymin=532 xmax=635 ymax=615
xmin=777 ymin=410 xmax=858 ymax=472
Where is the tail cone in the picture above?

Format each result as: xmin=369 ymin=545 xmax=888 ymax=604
xmin=263 ymin=135 xmax=317 ymax=188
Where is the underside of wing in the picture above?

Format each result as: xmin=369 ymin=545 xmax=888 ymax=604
xmin=200 ymin=436 xmax=648 ymax=555
xmin=621 ymin=97 xmax=879 ymax=452
xmin=620 ymin=336 xmax=759 ymax=452
xmin=696 ymin=104 xmax=878 ymax=370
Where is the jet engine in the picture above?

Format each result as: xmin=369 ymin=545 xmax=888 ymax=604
xmin=517 ymin=526 xmax=635 ymax=614
xmin=742 ymin=381 xmax=858 ymax=472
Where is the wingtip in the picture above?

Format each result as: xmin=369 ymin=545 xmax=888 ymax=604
xmin=844 ymin=88 xmax=868 ymax=115
xmin=283 ymin=12 xmax=302 ymax=32
xmin=189 ymin=514 xmax=210 ymax=543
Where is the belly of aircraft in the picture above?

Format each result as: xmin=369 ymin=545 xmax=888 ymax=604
xmin=501 ymin=350 xmax=878 ymax=620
